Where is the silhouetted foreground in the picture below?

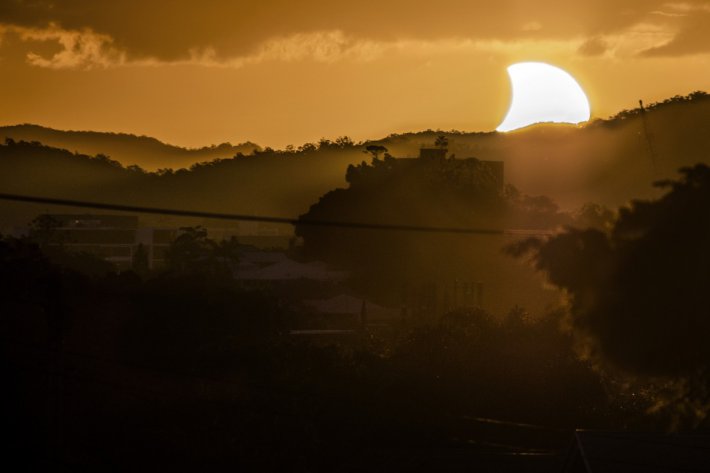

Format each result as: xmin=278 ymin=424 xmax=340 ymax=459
xmin=1 ymin=91 xmax=709 ymax=233
xmin=510 ymin=164 xmax=710 ymax=429
xmin=3 ymin=165 xmax=710 ymax=471
xmin=0 ymin=234 xmax=640 ymax=471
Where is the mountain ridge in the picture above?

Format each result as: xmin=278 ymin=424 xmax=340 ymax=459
xmin=0 ymin=90 xmax=708 ymax=228
xmin=0 ymin=124 xmax=261 ymax=171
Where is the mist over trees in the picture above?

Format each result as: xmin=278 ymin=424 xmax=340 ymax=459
xmin=0 ymin=137 xmax=367 ymax=228
xmin=509 ymin=164 xmax=710 ymax=427
xmin=1 ymin=91 xmax=710 ymax=469
xmin=0 ymin=91 xmax=708 ymax=229
xmin=0 ymin=124 xmax=261 ymax=171
xmin=295 ymin=153 xmax=575 ymax=309
xmin=0 ymin=225 xmax=654 ymax=471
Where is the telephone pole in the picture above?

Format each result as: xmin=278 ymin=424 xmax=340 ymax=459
xmin=639 ymin=100 xmax=658 ymax=172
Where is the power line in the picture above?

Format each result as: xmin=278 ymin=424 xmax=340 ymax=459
xmin=0 ymin=192 xmax=551 ymax=236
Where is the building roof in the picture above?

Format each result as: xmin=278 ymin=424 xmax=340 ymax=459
xmin=238 ymin=250 xmax=291 ymax=265
xmin=303 ymin=294 xmax=398 ymax=319
xmin=45 ymin=214 xmax=139 ymax=229
xmin=234 ymin=257 xmax=347 ymax=282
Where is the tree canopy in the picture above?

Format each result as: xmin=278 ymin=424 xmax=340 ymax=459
xmin=509 ymin=164 xmax=710 ymax=425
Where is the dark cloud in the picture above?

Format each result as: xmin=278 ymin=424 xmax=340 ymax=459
xmin=641 ymin=11 xmax=710 ymax=56
xmin=1 ymin=0 xmax=706 ymax=61
xmin=578 ymin=37 xmax=608 ymax=56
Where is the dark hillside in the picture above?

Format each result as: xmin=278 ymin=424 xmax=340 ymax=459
xmin=0 ymin=124 xmax=260 ymax=171
xmin=1 ymin=91 xmax=708 ymax=228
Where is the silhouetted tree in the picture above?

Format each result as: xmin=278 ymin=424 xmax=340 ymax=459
xmin=163 ymin=226 xmax=239 ymax=277
xmin=335 ymin=136 xmax=354 ymax=148
xmin=434 ymin=135 xmax=448 ymax=149
xmin=213 ymin=236 xmax=240 ymax=265
xmin=508 ymin=164 xmax=710 ymax=427
xmin=164 ymin=226 xmax=214 ymax=273
xmin=28 ymin=214 xmax=63 ymax=248
xmin=574 ymin=202 xmax=615 ymax=231
xmin=296 ymin=155 xmax=513 ymax=300
xmin=364 ymin=144 xmax=387 ymax=160
xmin=298 ymin=142 xmax=317 ymax=153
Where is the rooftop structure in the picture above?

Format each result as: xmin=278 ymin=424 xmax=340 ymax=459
xmin=234 ymin=250 xmax=348 ymax=282
xmin=416 ymin=146 xmax=505 ymax=192
xmin=38 ymin=214 xmax=175 ymax=270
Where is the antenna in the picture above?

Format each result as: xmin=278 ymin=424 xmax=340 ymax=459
xmin=639 ymin=99 xmax=658 ymax=172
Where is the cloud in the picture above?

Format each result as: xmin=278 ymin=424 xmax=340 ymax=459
xmin=227 ymin=30 xmax=386 ymax=66
xmin=1 ymin=24 xmax=387 ymax=69
xmin=578 ymin=37 xmax=609 ymax=56
xmin=1 ymin=24 xmax=583 ymax=71
xmin=16 ymin=23 xmax=125 ymax=69
xmin=641 ymin=10 xmax=710 ymax=56
xmin=588 ymin=22 xmax=677 ymax=58
xmin=2 ymin=1 xmax=706 ymax=59
xmin=1 ymin=1 xmax=709 ymax=70
xmin=522 ymin=22 xmax=543 ymax=32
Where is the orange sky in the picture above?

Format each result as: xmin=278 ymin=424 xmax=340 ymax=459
xmin=1 ymin=1 xmax=709 ymax=148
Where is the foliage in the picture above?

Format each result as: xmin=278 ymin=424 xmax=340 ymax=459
xmin=390 ymin=307 xmax=630 ymax=426
xmin=508 ymin=164 xmax=710 ymax=427
xmin=163 ymin=226 xmax=239 ymax=276
xmin=434 ymin=134 xmax=449 ymax=149
xmin=363 ymin=144 xmax=388 ymax=160
xmin=0 ymin=233 xmax=661 ymax=470
xmin=296 ymin=155 xmax=572 ymax=302
xmin=599 ymin=90 xmax=709 ymax=125
xmin=297 ymin=156 xmax=507 ymax=294
xmin=122 ymin=273 xmax=287 ymax=375
xmin=28 ymin=214 xmax=64 ymax=247
xmin=26 ymin=214 xmax=116 ymax=276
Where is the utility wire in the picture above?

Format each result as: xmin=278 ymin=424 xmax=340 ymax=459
xmin=0 ymin=192 xmax=553 ymax=236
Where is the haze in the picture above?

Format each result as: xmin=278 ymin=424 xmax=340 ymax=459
xmin=3 ymin=2 xmax=710 ymax=470
xmin=1 ymin=1 xmax=709 ymax=148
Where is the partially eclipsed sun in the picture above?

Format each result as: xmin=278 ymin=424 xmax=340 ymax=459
xmin=497 ymin=62 xmax=591 ymax=132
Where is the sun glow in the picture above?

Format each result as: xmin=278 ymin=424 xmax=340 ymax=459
xmin=497 ymin=62 xmax=591 ymax=132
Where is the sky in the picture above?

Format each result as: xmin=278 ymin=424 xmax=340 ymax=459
xmin=0 ymin=1 xmax=709 ymax=148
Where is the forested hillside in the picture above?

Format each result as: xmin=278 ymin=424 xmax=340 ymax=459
xmin=1 ymin=92 xmax=708 ymax=230
xmin=0 ymin=124 xmax=260 ymax=171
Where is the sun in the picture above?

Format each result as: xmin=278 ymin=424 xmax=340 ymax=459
xmin=496 ymin=62 xmax=591 ymax=132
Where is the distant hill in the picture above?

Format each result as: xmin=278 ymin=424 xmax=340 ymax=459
xmin=0 ymin=124 xmax=260 ymax=171
xmin=0 ymin=91 xmax=708 ymax=230
xmin=0 ymin=139 xmax=365 ymax=230
xmin=372 ymin=91 xmax=710 ymax=208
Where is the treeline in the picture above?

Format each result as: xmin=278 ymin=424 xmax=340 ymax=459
xmin=1 ymin=224 xmax=653 ymax=471
xmin=2 ymin=90 xmax=710 ymax=226
xmin=0 ymin=124 xmax=260 ymax=171
xmin=4 ymin=162 xmax=710 ymax=469
xmin=0 ymin=138 xmax=368 ymax=226
xmin=598 ymin=90 xmax=710 ymax=125
xmin=296 ymin=153 xmax=609 ymax=311
xmin=508 ymin=163 xmax=710 ymax=429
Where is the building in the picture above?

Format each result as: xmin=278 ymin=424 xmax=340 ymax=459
xmin=234 ymin=250 xmax=348 ymax=282
xmin=418 ymin=147 xmax=448 ymax=160
xmin=39 ymin=214 xmax=175 ymax=270
xmin=302 ymin=294 xmax=399 ymax=329
xmin=417 ymin=146 xmax=505 ymax=192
